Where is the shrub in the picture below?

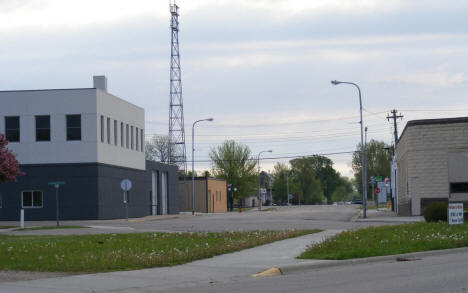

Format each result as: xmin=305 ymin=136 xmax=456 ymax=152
xmin=424 ymin=202 xmax=448 ymax=222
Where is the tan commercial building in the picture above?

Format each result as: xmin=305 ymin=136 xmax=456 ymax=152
xmin=179 ymin=177 xmax=227 ymax=213
xmin=396 ymin=117 xmax=468 ymax=216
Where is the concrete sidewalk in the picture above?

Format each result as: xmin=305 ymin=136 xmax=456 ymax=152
xmin=355 ymin=209 xmax=424 ymax=223
xmin=0 ymin=230 xmax=341 ymax=293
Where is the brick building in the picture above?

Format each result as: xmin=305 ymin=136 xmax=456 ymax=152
xmin=179 ymin=177 xmax=227 ymax=213
xmin=396 ymin=117 xmax=468 ymax=215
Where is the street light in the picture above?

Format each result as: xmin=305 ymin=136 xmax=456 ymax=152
xmin=257 ymin=150 xmax=272 ymax=211
xmin=331 ymin=80 xmax=368 ymax=218
xmin=192 ymin=117 xmax=214 ymax=215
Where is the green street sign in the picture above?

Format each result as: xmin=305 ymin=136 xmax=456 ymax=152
xmin=374 ymin=176 xmax=383 ymax=181
xmin=48 ymin=181 xmax=66 ymax=188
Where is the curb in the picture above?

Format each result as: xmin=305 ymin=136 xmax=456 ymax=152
xmin=278 ymin=246 xmax=468 ymax=274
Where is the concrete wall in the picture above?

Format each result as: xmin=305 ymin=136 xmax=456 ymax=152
xmin=96 ymin=89 xmax=145 ymax=170
xmin=0 ymin=76 xmax=145 ymax=170
xmin=207 ymin=179 xmax=227 ymax=213
xmin=0 ymin=161 xmax=178 ymax=220
xmin=0 ymin=89 xmax=98 ymax=165
xmin=396 ymin=120 xmax=468 ymax=215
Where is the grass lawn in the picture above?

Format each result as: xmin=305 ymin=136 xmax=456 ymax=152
xmin=0 ymin=230 xmax=319 ymax=272
xmin=14 ymin=226 xmax=88 ymax=231
xmin=299 ymin=222 xmax=468 ymax=260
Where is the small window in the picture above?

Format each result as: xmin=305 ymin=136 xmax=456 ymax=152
xmin=131 ymin=126 xmax=134 ymax=150
xmin=140 ymin=129 xmax=144 ymax=152
xmin=35 ymin=115 xmax=50 ymax=141
xmin=66 ymin=115 xmax=81 ymax=141
xmin=114 ymin=120 xmax=118 ymax=145
xmin=100 ymin=116 xmax=104 ymax=142
xmin=22 ymin=191 xmax=43 ymax=208
xmin=450 ymin=183 xmax=468 ymax=193
xmin=126 ymin=124 xmax=129 ymax=148
xmin=107 ymin=118 xmax=111 ymax=144
xmin=5 ymin=116 xmax=20 ymax=142
xmin=136 ymin=127 xmax=139 ymax=151
xmin=121 ymin=122 xmax=124 ymax=147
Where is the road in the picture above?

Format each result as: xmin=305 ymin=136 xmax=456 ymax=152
xmin=1 ymin=205 xmax=389 ymax=236
xmin=159 ymin=250 xmax=468 ymax=293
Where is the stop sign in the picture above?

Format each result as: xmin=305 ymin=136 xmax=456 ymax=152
xmin=375 ymin=187 xmax=380 ymax=194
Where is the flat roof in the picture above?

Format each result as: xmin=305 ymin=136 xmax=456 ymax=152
xmin=398 ymin=116 xmax=468 ymax=145
xmin=0 ymin=88 xmax=95 ymax=93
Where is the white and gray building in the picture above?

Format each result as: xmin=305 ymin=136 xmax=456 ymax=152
xmin=396 ymin=117 xmax=468 ymax=216
xmin=0 ymin=76 xmax=178 ymax=220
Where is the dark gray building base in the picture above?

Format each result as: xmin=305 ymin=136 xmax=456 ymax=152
xmin=0 ymin=161 xmax=178 ymax=221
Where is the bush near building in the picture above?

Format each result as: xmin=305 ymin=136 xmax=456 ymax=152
xmin=424 ymin=202 xmax=448 ymax=222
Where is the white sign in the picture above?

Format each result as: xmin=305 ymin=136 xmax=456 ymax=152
xmin=377 ymin=182 xmax=387 ymax=204
xmin=120 ymin=179 xmax=132 ymax=191
xmin=448 ymin=203 xmax=464 ymax=225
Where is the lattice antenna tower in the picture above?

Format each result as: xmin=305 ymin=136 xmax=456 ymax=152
xmin=168 ymin=0 xmax=187 ymax=173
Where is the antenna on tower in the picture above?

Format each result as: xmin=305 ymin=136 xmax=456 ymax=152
xmin=168 ymin=0 xmax=187 ymax=174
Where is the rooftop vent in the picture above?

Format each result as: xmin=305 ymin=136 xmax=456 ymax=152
xmin=93 ymin=75 xmax=107 ymax=91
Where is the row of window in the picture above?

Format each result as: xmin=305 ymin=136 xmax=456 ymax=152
xmin=100 ymin=115 xmax=144 ymax=152
xmin=4 ymin=115 xmax=81 ymax=142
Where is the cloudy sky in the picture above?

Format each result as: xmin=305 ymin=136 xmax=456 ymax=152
xmin=2 ymin=0 xmax=468 ymax=177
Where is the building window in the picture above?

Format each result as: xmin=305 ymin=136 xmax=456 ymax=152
xmin=136 ymin=127 xmax=139 ymax=151
xmin=140 ymin=129 xmax=144 ymax=152
xmin=0 ymin=192 xmax=2 ymax=208
xmin=131 ymin=126 xmax=134 ymax=149
xmin=5 ymin=116 xmax=20 ymax=142
xmin=22 ymin=191 xmax=43 ymax=208
xmin=35 ymin=115 xmax=50 ymax=141
xmin=100 ymin=116 xmax=104 ymax=142
xmin=450 ymin=183 xmax=468 ymax=193
xmin=126 ymin=124 xmax=129 ymax=148
xmin=66 ymin=115 xmax=81 ymax=141
xmin=121 ymin=122 xmax=124 ymax=147
xmin=107 ymin=118 xmax=111 ymax=144
xmin=114 ymin=120 xmax=118 ymax=145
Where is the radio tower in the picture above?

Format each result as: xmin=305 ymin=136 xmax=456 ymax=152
xmin=168 ymin=0 xmax=187 ymax=173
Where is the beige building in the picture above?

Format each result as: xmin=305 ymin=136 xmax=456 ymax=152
xmin=396 ymin=117 xmax=468 ymax=215
xmin=179 ymin=177 xmax=227 ymax=213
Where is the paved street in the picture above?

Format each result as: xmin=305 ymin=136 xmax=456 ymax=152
xmin=0 ymin=205 xmax=414 ymax=236
xmin=0 ymin=205 xmax=427 ymax=292
xmin=160 ymin=249 xmax=468 ymax=293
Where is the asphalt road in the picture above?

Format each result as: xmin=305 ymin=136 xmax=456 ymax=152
xmin=159 ymin=250 xmax=468 ymax=293
xmin=1 ymin=205 xmax=375 ymax=236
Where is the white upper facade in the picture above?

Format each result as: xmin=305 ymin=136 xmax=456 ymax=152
xmin=0 ymin=76 xmax=145 ymax=170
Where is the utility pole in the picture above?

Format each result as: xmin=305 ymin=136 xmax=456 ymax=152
xmin=387 ymin=109 xmax=403 ymax=212
xmin=387 ymin=109 xmax=403 ymax=144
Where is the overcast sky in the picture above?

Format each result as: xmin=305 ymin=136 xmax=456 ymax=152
xmin=2 ymin=0 xmax=468 ymax=177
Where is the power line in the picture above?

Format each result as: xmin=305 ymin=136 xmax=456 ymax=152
xmin=181 ymin=151 xmax=355 ymax=163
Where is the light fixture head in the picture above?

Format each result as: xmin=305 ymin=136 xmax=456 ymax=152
xmin=331 ymin=80 xmax=341 ymax=85
xmin=207 ymin=118 xmax=214 ymax=122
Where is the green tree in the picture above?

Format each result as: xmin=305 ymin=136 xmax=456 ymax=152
xmin=352 ymin=139 xmax=392 ymax=197
xmin=307 ymin=155 xmax=342 ymax=204
xmin=272 ymin=163 xmax=290 ymax=203
xmin=209 ymin=140 xmax=257 ymax=211
xmin=289 ymin=157 xmax=324 ymax=204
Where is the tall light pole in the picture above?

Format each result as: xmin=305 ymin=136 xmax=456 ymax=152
xmin=331 ymin=80 xmax=368 ymax=218
xmin=192 ymin=117 xmax=214 ymax=215
xmin=257 ymin=150 xmax=272 ymax=211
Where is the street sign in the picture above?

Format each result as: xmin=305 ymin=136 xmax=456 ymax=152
xmin=120 ymin=179 xmax=132 ymax=191
xmin=374 ymin=176 xmax=383 ymax=181
xmin=48 ymin=181 xmax=66 ymax=188
xmin=448 ymin=203 xmax=464 ymax=225
xmin=375 ymin=187 xmax=380 ymax=194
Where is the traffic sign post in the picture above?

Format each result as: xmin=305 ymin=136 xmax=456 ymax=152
xmin=120 ymin=179 xmax=132 ymax=221
xmin=48 ymin=181 xmax=66 ymax=227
